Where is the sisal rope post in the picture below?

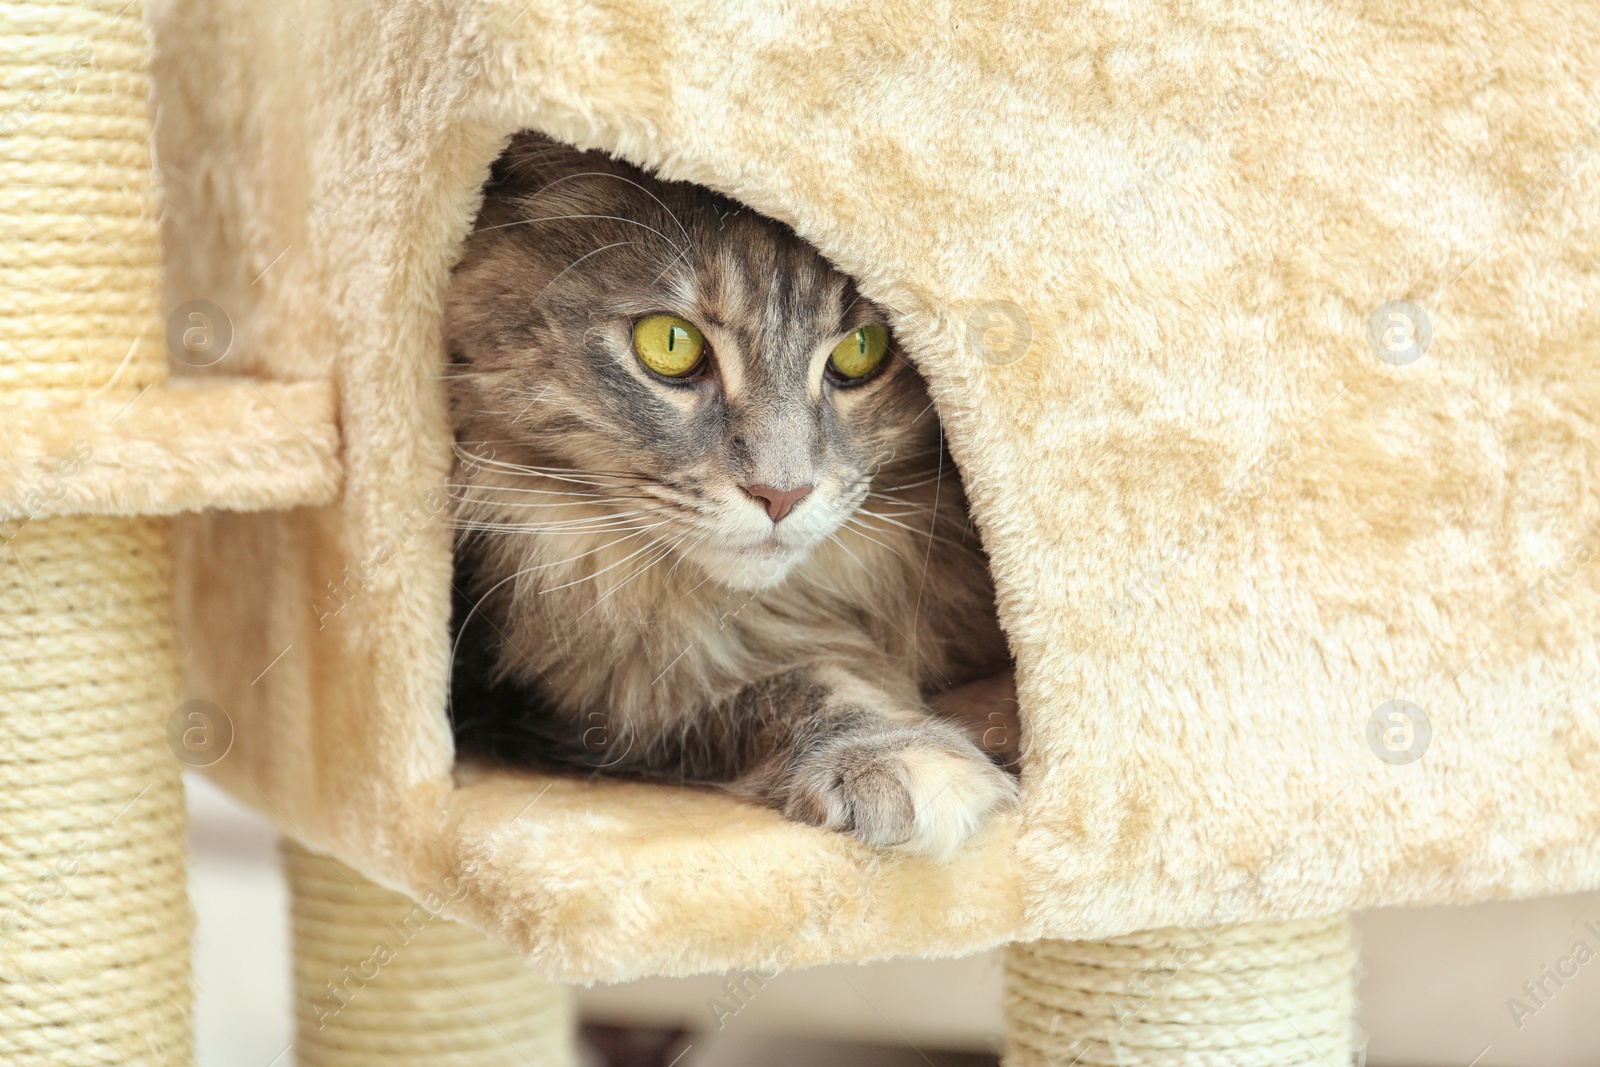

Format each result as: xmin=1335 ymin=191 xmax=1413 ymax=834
xmin=284 ymin=840 xmax=577 ymax=1067
xmin=0 ymin=518 xmax=191 ymax=1066
xmin=1004 ymin=914 xmax=1358 ymax=1067
xmin=1 ymin=3 xmax=194 ymax=1064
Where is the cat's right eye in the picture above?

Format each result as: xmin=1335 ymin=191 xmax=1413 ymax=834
xmin=632 ymin=314 xmax=706 ymax=378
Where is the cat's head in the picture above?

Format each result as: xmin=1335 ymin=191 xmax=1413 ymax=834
xmin=445 ymin=134 xmax=938 ymax=590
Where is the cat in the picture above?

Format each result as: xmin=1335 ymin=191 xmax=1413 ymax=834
xmin=444 ymin=133 xmax=1016 ymax=859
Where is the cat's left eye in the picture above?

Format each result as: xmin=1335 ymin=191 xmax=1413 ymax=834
xmin=827 ymin=325 xmax=889 ymax=382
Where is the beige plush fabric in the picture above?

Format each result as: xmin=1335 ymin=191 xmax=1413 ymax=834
xmin=149 ymin=0 xmax=1600 ymax=981
xmin=1 ymin=381 xmax=340 ymax=522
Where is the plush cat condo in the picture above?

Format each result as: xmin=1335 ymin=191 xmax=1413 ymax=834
xmin=5 ymin=0 xmax=1600 ymax=1064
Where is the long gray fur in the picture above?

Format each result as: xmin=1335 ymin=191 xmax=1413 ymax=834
xmin=445 ymin=133 xmax=1014 ymax=859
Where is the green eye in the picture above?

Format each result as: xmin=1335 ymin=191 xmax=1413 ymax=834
xmin=632 ymin=314 xmax=706 ymax=377
xmin=828 ymin=325 xmax=889 ymax=381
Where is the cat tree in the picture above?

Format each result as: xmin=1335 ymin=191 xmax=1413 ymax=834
xmin=6 ymin=0 xmax=1599 ymax=1064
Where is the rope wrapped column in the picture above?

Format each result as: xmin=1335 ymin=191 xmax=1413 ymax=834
xmin=1 ymin=2 xmax=193 ymax=1064
xmin=284 ymin=841 xmax=576 ymax=1067
xmin=1004 ymin=914 xmax=1358 ymax=1067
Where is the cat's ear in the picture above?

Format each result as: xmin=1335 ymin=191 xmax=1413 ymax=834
xmin=490 ymin=131 xmax=590 ymax=191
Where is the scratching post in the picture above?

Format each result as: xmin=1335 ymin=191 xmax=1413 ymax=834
xmin=284 ymin=841 xmax=576 ymax=1067
xmin=1 ymin=2 xmax=193 ymax=1063
xmin=1003 ymin=914 xmax=1357 ymax=1067
xmin=0 ymin=519 xmax=191 ymax=1066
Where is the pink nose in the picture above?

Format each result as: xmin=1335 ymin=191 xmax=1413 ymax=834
xmin=743 ymin=483 xmax=813 ymax=522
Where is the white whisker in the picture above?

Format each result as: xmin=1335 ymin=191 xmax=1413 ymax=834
xmin=800 ymin=560 xmax=953 ymax=687
xmin=853 ymin=509 xmax=965 ymax=550
xmin=534 ymin=239 xmax=641 ymax=304
xmin=908 ymin=424 xmax=946 ymax=666
xmin=841 ymin=518 xmax=913 ymax=564
xmin=575 ymin=532 xmax=689 ymax=620
xmin=452 ymin=518 xmax=671 ymax=537
xmin=539 ymin=533 xmax=669 ymax=594
xmin=471 ymin=212 xmax=684 ymax=256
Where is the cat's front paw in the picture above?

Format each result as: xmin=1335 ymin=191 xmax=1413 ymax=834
xmin=781 ymin=726 xmax=1017 ymax=861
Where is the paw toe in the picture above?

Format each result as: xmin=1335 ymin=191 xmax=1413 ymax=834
xmin=895 ymin=748 xmax=1017 ymax=860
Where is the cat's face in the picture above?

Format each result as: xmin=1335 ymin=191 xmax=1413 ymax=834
xmin=446 ymin=136 xmax=938 ymax=590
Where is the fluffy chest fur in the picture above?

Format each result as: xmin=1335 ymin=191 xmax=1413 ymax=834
xmin=456 ymin=448 xmax=1002 ymax=740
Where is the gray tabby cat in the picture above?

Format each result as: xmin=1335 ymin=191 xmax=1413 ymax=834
xmin=445 ymin=133 xmax=1014 ymax=859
